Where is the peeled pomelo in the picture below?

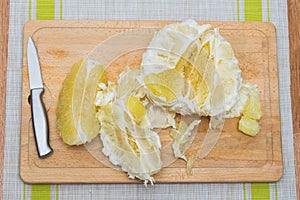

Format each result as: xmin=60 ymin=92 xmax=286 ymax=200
xmin=57 ymin=59 xmax=107 ymax=145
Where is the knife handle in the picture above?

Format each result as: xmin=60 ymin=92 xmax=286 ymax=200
xmin=29 ymin=88 xmax=53 ymax=158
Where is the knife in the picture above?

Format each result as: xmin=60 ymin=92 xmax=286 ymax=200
xmin=27 ymin=37 xmax=53 ymax=158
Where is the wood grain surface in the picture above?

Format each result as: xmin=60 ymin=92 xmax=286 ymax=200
xmin=0 ymin=0 xmax=9 ymax=198
xmin=287 ymin=0 xmax=300 ymax=199
xmin=0 ymin=0 xmax=299 ymax=198
xmin=20 ymin=20 xmax=282 ymax=184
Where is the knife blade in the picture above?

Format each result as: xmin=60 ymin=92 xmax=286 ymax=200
xmin=27 ymin=37 xmax=53 ymax=158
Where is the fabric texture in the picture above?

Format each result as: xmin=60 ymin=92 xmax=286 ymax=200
xmin=3 ymin=0 xmax=296 ymax=199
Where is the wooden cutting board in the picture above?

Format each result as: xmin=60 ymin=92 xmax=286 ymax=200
xmin=20 ymin=20 xmax=282 ymax=183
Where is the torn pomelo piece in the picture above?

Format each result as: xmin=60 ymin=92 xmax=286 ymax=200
xmin=57 ymin=59 xmax=107 ymax=145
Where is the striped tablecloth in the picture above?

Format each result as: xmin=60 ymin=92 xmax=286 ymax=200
xmin=3 ymin=0 xmax=296 ymax=199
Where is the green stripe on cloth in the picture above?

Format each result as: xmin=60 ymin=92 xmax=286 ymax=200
xmin=236 ymin=0 xmax=240 ymax=21
xmin=267 ymin=0 xmax=270 ymax=22
xmin=28 ymin=0 xmax=32 ymax=20
xmin=23 ymin=184 xmax=26 ymax=200
xmin=56 ymin=185 xmax=59 ymax=200
xmin=31 ymin=185 xmax=51 ymax=200
xmin=275 ymin=183 xmax=278 ymax=200
xmin=240 ymin=0 xmax=274 ymax=199
xmin=243 ymin=183 xmax=246 ymax=200
xmin=60 ymin=0 xmax=63 ymax=20
xmin=28 ymin=1 xmax=58 ymax=199
xmin=36 ymin=0 xmax=55 ymax=20
xmin=251 ymin=183 xmax=270 ymax=200
xmin=244 ymin=0 xmax=262 ymax=21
